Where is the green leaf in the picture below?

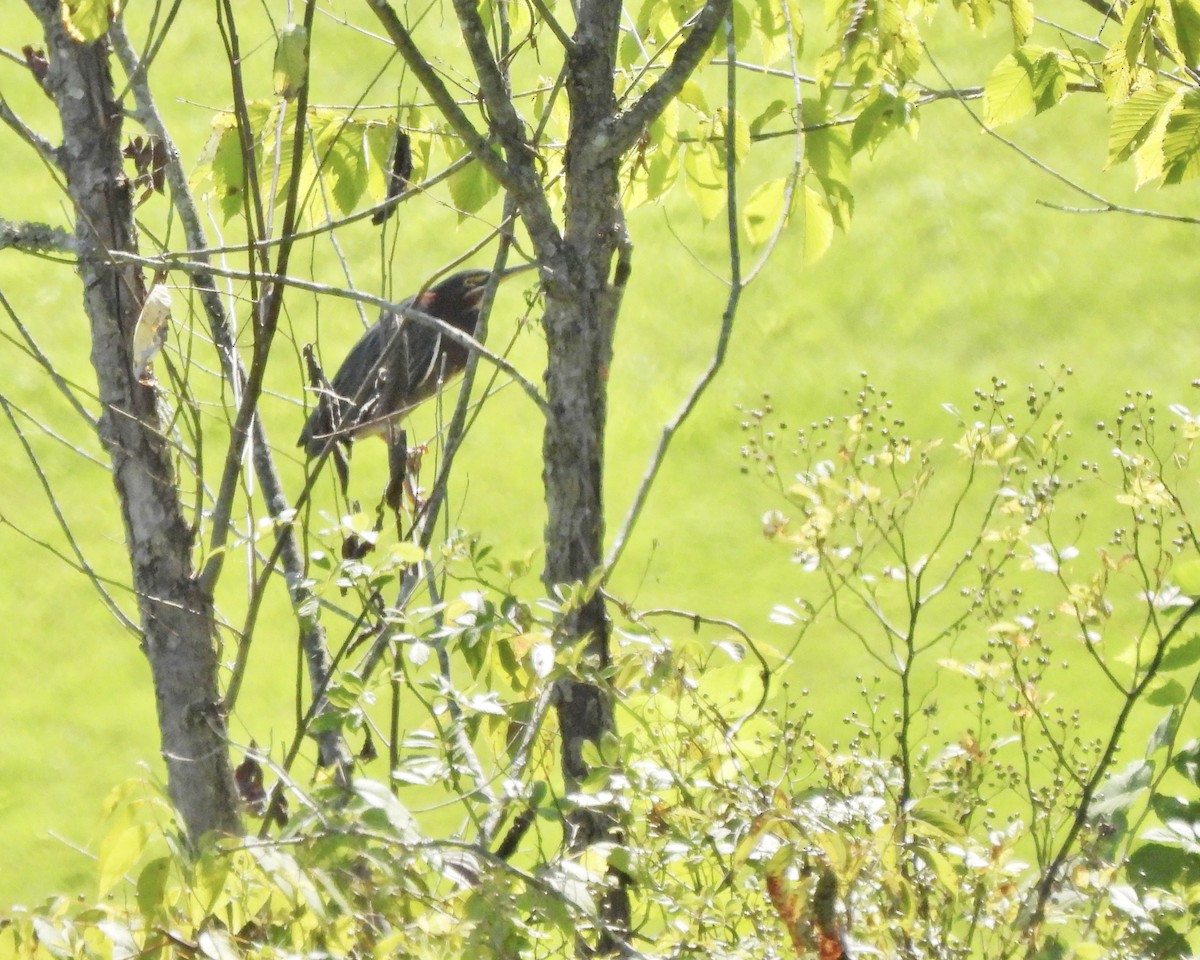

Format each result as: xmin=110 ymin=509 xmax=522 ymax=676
xmin=313 ymin=117 xmax=369 ymax=216
xmin=1173 ymin=739 xmax=1200 ymax=784
xmin=1091 ymin=759 xmax=1153 ymax=817
xmin=852 ymin=88 xmax=909 ymax=155
xmin=803 ymin=184 xmax=835 ymax=264
xmin=984 ymin=48 xmax=1067 ymax=126
xmin=684 ymin=144 xmax=725 ymax=222
xmin=1162 ymin=91 xmax=1200 ymax=182
xmin=1127 ymin=842 xmax=1200 ymax=886
xmin=750 ymin=99 xmax=790 ymax=136
xmin=1108 ymin=85 xmax=1176 ymax=166
xmin=448 ymin=145 xmax=501 ymax=216
xmin=1148 ymin=707 xmax=1182 ymax=753
xmin=715 ymin=109 xmax=752 ymax=166
xmin=1147 ymin=678 xmax=1188 ymax=706
xmin=804 ymin=114 xmax=853 ymax=227
xmin=1011 ymin=0 xmax=1034 ymax=44
xmin=753 ymin=0 xmax=793 ymax=64
xmin=97 ymin=820 xmax=153 ymax=898
xmin=1123 ymin=0 xmax=1155 ymax=67
xmin=743 ymin=177 xmax=789 ymax=246
xmin=62 ymin=0 xmax=119 ymax=41
xmin=1173 ymin=558 xmax=1200 ymax=594
xmin=984 ymin=53 xmax=1037 ymax=126
xmin=680 ymin=79 xmax=709 ymax=114
xmin=353 ymin=779 xmax=420 ymax=840
xmin=908 ymin=798 xmax=967 ymax=839
xmin=1172 ymin=0 xmax=1200 ymax=67
xmin=1028 ymin=51 xmax=1067 ymax=113
xmin=1162 ymin=632 xmax=1200 ymax=670
xmin=136 ymin=857 xmax=171 ymax=920
xmin=732 ymin=0 xmax=754 ymax=52
xmin=198 ymin=925 xmax=240 ymax=960
xmin=273 ymin=24 xmax=309 ymax=101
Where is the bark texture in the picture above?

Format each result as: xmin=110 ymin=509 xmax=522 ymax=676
xmin=542 ymin=0 xmax=631 ymax=946
xmin=29 ymin=1 xmax=240 ymax=839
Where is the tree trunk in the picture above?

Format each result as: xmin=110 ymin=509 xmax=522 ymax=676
xmin=543 ymin=2 xmax=631 ymax=947
xmin=28 ymin=2 xmax=240 ymax=840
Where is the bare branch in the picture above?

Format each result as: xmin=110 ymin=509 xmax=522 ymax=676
xmin=601 ymin=0 xmax=732 ymax=163
xmin=0 ymin=91 xmax=60 ymax=168
xmin=0 ymin=394 xmax=137 ymax=634
xmin=365 ymin=0 xmax=564 ymax=256
xmin=605 ymin=10 xmax=744 ymax=575
xmin=111 ymin=18 xmax=350 ymax=773
xmin=0 ymin=217 xmax=75 ymax=255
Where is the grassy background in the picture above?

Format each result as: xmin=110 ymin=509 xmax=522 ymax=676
xmin=2 ymin=0 xmax=1199 ymax=904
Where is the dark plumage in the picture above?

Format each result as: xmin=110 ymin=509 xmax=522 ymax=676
xmin=298 ymin=264 xmax=533 ymax=458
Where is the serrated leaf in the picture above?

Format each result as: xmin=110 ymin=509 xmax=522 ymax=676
xmin=1011 ymin=0 xmax=1034 ymax=44
xmin=744 ymin=177 xmax=789 ymax=246
xmin=851 ymin=89 xmax=908 ymax=155
xmin=62 ymin=0 xmax=119 ymax=41
xmin=803 ymin=185 xmax=834 ymax=264
xmin=273 ymin=24 xmax=309 ymax=101
xmin=1029 ymin=51 xmax=1067 ymax=113
xmin=1123 ymin=0 xmax=1154 ymax=67
xmin=316 ymin=122 xmax=368 ymax=215
xmin=1162 ymin=92 xmax=1200 ymax=182
xmin=1108 ymin=86 xmax=1175 ymax=165
xmin=984 ymin=53 xmax=1037 ymax=126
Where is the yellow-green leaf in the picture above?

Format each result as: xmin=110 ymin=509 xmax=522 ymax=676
xmin=448 ymin=144 xmax=502 ymax=217
xmin=684 ymin=144 xmax=725 ymax=222
xmin=680 ymin=79 xmax=709 ymax=114
xmin=62 ymin=0 xmax=119 ymax=42
xmin=803 ymin=185 xmax=834 ymax=264
xmin=743 ymin=177 xmax=788 ymax=246
xmin=984 ymin=52 xmax=1036 ymax=126
xmin=1011 ymin=0 xmax=1034 ymax=44
xmin=1108 ymin=85 xmax=1175 ymax=166
xmin=1162 ymin=91 xmax=1200 ymax=182
xmin=273 ymin=24 xmax=309 ymax=101
xmin=1172 ymin=0 xmax=1200 ymax=67
xmin=97 ymin=821 xmax=154 ymax=898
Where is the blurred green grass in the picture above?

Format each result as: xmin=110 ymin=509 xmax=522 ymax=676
xmin=3 ymin=1 xmax=1199 ymax=904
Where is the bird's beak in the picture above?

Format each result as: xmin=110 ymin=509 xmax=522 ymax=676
xmin=464 ymin=262 xmax=537 ymax=305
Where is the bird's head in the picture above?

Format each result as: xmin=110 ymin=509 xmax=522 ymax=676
xmin=415 ymin=263 xmax=536 ymax=330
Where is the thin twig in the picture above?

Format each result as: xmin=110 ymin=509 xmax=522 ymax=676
xmin=604 ymin=10 xmax=745 ymax=575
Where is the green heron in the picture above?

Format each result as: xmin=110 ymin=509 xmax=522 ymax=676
xmin=298 ymin=263 xmax=535 ymax=459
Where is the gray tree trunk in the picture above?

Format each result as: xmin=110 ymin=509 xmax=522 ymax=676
xmin=28 ymin=1 xmax=240 ymax=840
xmin=544 ymin=1 xmax=631 ymax=945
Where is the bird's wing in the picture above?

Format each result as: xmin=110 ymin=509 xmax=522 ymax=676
xmin=389 ymin=306 xmax=447 ymax=408
xmin=298 ymin=303 xmax=455 ymax=456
